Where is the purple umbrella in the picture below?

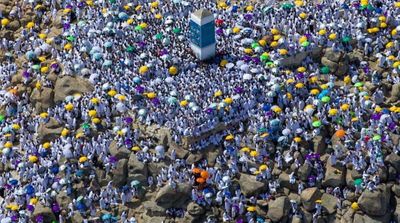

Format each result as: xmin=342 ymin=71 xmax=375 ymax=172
xmin=151 ymin=97 xmax=160 ymax=106
xmin=124 ymin=138 xmax=132 ymax=146
xmin=216 ymin=28 xmax=224 ymax=36
xmin=11 ymin=216 xmax=18 ymax=221
xmin=52 ymin=203 xmax=61 ymax=213
xmin=296 ymin=73 xmax=305 ymax=79
xmin=135 ymin=86 xmax=145 ymax=94
xmin=77 ymin=1 xmax=86 ymax=8
xmin=234 ymin=86 xmax=244 ymax=94
xmin=205 ymin=108 xmax=213 ymax=114
xmin=26 ymin=204 xmax=34 ymax=212
xmin=109 ymin=156 xmax=118 ymax=164
xmin=35 ymin=214 xmax=44 ymax=223
xmin=124 ymin=117 xmax=133 ymax=124
xmin=22 ymin=70 xmax=30 ymax=78
xmin=51 ymin=63 xmax=59 ymax=69
xmin=137 ymin=41 xmax=146 ymax=48
xmin=252 ymin=57 xmax=260 ymax=64
xmin=65 ymin=4 xmax=73 ymax=9
xmin=371 ymin=113 xmax=381 ymax=121
xmin=63 ymin=23 xmax=71 ymax=30
xmin=389 ymin=122 xmax=397 ymax=131
xmin=244 ymin=14 xmax=253 ymax=20
xmin=242 ymin=55 xmax=252 ymax=62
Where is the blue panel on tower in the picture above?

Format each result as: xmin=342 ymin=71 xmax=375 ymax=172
xmin=200 ymin=22 xmax=216 ymax=47
xmin=189 ymin=20 xmax=201 ymax=46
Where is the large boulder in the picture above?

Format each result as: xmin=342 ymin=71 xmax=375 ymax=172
xmin=386 ymin=83 xmax=400 ymax=104
xmin=127 ymin=153 xmax=148 ymax=184
xmin=321 ymin=48 xmax=349 ymax=76
xmin=32 ymin=203 xmax=56 ymax=222
xmin=238 ymin=173 xmax=266 ymax=196
xmin=321 ymin=193 xmax=337 ymax=214
xmin=297 ymin=163 xmax=312 ymax=181
xmin=278 ymin=51 xmax=308 ymax=67
xmin=300 ymin=187 xmax=322 ymax=211
xmin=37 ymin=118 xmax=63 ymax=143
xmin=187 ymin=202 xmax=205 ymax=217
xmin=155 ymin=183 xmax=191 ymax=208
xmin=323 ymin=165 xmax=345 ymax=187
xmin=267 ymin=196 xmax=290 ymax=222
xmin=109 ymin=140 xmax=131 ymax=159
xmin=385 ymin=153 xmax=400 ymax=172
xmin=112 ymin=158 xmax=128 ymax=187
xmin=357 ymin=186 xmax=390 ymax=216
xmin=30 ymin=87 xmax=54 ymax=112
xmin=313 ymin=135 xmax=327 ymax=154
xmin=53 ymin=76 xmax=93 ymax=102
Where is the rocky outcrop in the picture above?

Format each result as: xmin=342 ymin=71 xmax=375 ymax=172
xmin=53 ymin=76 xmax=93 ymax=102
xmin=238 ymin=173 xmax=266 ymax=196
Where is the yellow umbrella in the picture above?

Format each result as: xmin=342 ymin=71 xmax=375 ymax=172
xmin=224 ymin=97 xmax=233 ymax=104
xmin=241 ymin=147 xmax=250 ymax=153
xmin=123 ymin=5 xmax=130 ymax=10
xmin=344 ymin=75 xmax=351 ymax=85
xmin=76 ymin=132 xmax=84 ymax=138
xmin=340 ymin=104 xmax=350 ymax=111
xmin=214 ymin=90 xmax=223 ymax=97
xmin=299 ymin=12 xmax=307 ymax=19
xmin=108 ymin=89 xmax=117 ymax=97
xmin=273 ymin=35 xmax=281 ymax=41
xmin=286 ymin=78 xmax=295 ymax=84
xmin=40 ymin=66 xmax=49 ymax=73
xmin=35 ymin=81 xmax=42 ymax=90
xmin=295 ymin=82 xmax=304 ymax=88
xmin=65 ymin=103 xmax=74 ymax=111
xmin=351 ymin=202 xmax=359 ymax=210
xmin=38 ymin=33 xmax=47 ymax=39
xmin=26 ymin=21 xmax=35 ymax=29
xmin=297 ymin=67 xmax=306 ymax=73
xmin=1 ymin=18 xmax=10 ymax=26
xmin=135 ymin=5 xmax=142 ymax=11
xmin=150 ymin=1 xmax=159 ymax=8
xmin=6 ymin=204 xmax=19 ymax=211
xmin=328 ymin=33 xmax=337 ymax=40
xmin=310 ymin=89 xmax=320 ymax=95
xmin=144 ymin=92 xmax=155 ymax=99
xmin=92 ymin=118 xmax=101 ymax=124
xmin=320 ymin=84 xmax=328 ymax=90
xmin=380 ymin=22 xmax=387 ymax=28
xmin=395 ymin=2 xmax=400 ymax=8
xmin=258 ymin=39 xmax=267 ymax=47
xmin=139 ymin=22 xmax=148 ymax=29
xmin=132 ymin=146 xmax=141 ymax=151
xmin=88 ymin=110 xmax=97 ymax=117
xmin=259 ymin=164 xmax=268 ymax=171
xmin=270 ymin=41 xmax=279 ymax=47
xmin=218 ymin=1 xmax=227 ymax=9
xmin=246 ymin=5 xmax=254 ymax=11
xmin=271 ymin=28 xmax=280 ymax=35
xmin=30 ymin=197 xmax=38 ymax=205
xmin=169 ymin=66 xmax=178 ymax=75
xmin=39 ymin=112 xmax=48 ymax=118
xmin=127 ymin=18 xmax=134 ymax=24
xmin=220 ymin=59 xmax=228 ymax=67
xmin=328 ymin=109 xmax=338 ymax=116
xmin=79 ymin=156 xmax=88 ymax=163
xmin=388 ymin=55 xmax=396 ymax=61
xmin=63 ymin=8 xmax=72 ymax=14
xmin=244 ymin=48 xmax=253 ymax=54
xmin=225 ymin=134 xmax=234 ymax=140
xmin=250 ymin=150 xmax=258 ymax=157
xmin=90 ymin=97 xmax=100 ymax=104
xmin=294 ymin=137 xmax=302 ymax=143
xmin=61 ymin=128 xmax=69 ymax=137
xmin=393 ymin=61 xmax=400 ymax=68
xmin=278 ymin=49 xmax=288 ymax=55
xmin=247 ymin=206 xmax=256 ymax=212
xmin=351 ymin=117 xmax=359 ymax=122
xmin=272 ymin=106 xmax=282 ymax=113
xmin=86 ymin=1 xmax=94 ymax=6
xmin=28 ymin=155 xmax=38 ymax=163
xmin=4 ymin=142 xmax=12 ymax=148
xmin=295 ymin=0 xmax=304 ymax=6
xmin=232 ymin=27 xmax=241 ymax=34
xmin=309 ymin=76 xmax=318 ymax=83
xmin=318 ymin=29 xmax=327 ymax=35
xmin=260 ymin=132 xmax=269 ymax=138
xmin=180 ymin=100 xmax=188 ymax=107
xmin=38 ymin=56 xmax=47 ymax=62
xmin=64 ymin=43 xmax=73 ymax=51
xmin=139 ymin=65 xmax=149 ymax=74
xmin=118 ymin=95 xmax=126 ymax=101
xmin=43 ymin=142 xmax=51 ymax=149
xmin=12 ymin=124 xmax=20 ymax=130
xmin=392 ymin=29 xmax=397 ymax=36
xmin=374 ymin=106 xmax=382 ymax=113
xmin=367 ymin=27 xmax=379 ymax=34
xmin=316 ymin=199 xmax=322 ymax=203
xmin=154 ymin=13 xmax=163 ymax=19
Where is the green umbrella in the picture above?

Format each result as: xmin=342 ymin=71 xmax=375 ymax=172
xmin=173 ymin=28 xmax=181 ymax=34
xmin=0 ymin=115 xmax=4 ymax=122
xmin=251 ymin=42 xmax=260 ymax=49
xmin=82 ymin=123 xmax=90 ymax=129
xmin=281 ymin=2 xmax=294 ymax=9
xmin=125 ymin=46 xmax=135 ymax=52
xmin=301 ymin=41 xmax=310 ymax=47
xmin=266 ymin=61 xmax=274 ymax=67
xmin=155 ymin=33 xmax=163 ymax=40
xmin=354 ymin=178 xmax=362 ymax=186
xmin=354 ymin=82 xmax=364 ymax=87
xmin=372 ymin=135 xmax=381 ymax=141
xmin=320 ymin=66 xmax=330 ymax=74
xmin=109 ymin=0 xmax=116 ymax=3
xmin=260 ymin=54 xmax=269 ymax=62
xmin=258 ymin=127 xmax=267 ymax=133
xmin=321 ymin=96 xmax=331 ymax=103
xmin=66 ymin=35 xmax=76 ymax=42
xmin=312 ymin=120 xmax=322 ymax=128
xmin=342 ymin=36 xmax=351 ymax=43
xmin=135 ymin=25 xmax=143 ymax=31
xmin=32 ymin=64 xmax=40 ymax=70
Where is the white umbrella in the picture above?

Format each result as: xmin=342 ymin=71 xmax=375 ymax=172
xmin=282 ymin=128 xmax=291 ymax=136
xmin=240 ymin=64 xmax=249 ymax=72
xmin=226 ymin=63 xmax=234 ymax=69
xmin=116 ymin=102 xmax=127 ymax=113
xmin=250 ymin=68 xmax=259 ymax=73
xmin=165 ymin=77 xmax=174 ymax=83
xmin=243 ymin=73 xmax=252 ymax=80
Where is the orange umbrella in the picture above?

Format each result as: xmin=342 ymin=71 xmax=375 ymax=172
xmin=192 ymin=168 xmax=201 ymax=174
xmin=335 ymin=129 xmax=346 ymax=138
xmin=200 ymin=171 xmax=209 ymax=179
xmin=196 ymin=177 xmax=206 ymax=184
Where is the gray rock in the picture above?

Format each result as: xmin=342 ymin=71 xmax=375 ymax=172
xmin=267 ymin=196 xmax=290 ymax=222
xmin=313 ymin=135 xmax=327 ymax=155
xmin=300 ymin=187 xmax=322 ymax=211
xmin=127 ymin=153 xmax=148 ymax=184
xmin=30 ymin=87 xmax=54 ymax=112
xmin=238 ymin=173 xmax=266 ymax=196
xmin=109 ymin=140 xmax=131 ymax=159
xmin=37 ymin=118 xmax=63 ymax=143
xmin=53 ymin=76 xmax=93 ymax=102
xmin=321 ymin=193 xmax=337 ymax=214
xmin=32 ymin=203 xmax=56 ymax=222
xmin=187 ymin=202 xmax=205 ymax=216
xmin=155 ymin=183 xmax=191 ymax=208
xmin=298 ymin=164 xmax=312 ymax=182
xmin=323 ymin=165 xmax=345 ymax=187
xmin=112 ymin=158 xmax=128 ymax=187
xmin=358 ymin=186 xmax=390 ymax=216
xmin=385 ymin=153 xmax=400 ymax=172
xmin=386 ymin=83 xmax=400 ymax=103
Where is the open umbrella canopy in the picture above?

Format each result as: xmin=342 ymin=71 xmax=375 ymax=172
xmin=320 ymin=66 xmax=330 ymax=74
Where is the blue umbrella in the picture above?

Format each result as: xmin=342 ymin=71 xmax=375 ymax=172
xmin=263 ymin=104 xmax=271 ymax=112
xmin=104 ymin=42 xmax=113 ymax=48
xmin=118 ymin=12 xmax=129 ymax=21
xmin=103 ymin=60 xmax=112 ymax=66
xmin=9 ymin=179 xmax=18 ymax=186
xmin=133 ymin=77 xmax=141 ymax=84
xmin=25 ymin=184 xmax=35 ymax=195
xmin=102 ymin=213 xmax=112 ymax=221
xmin=25 ymin=51 xmax=36 ymax=60
xmin=93 ymin=53 xmax=103 ymax=61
